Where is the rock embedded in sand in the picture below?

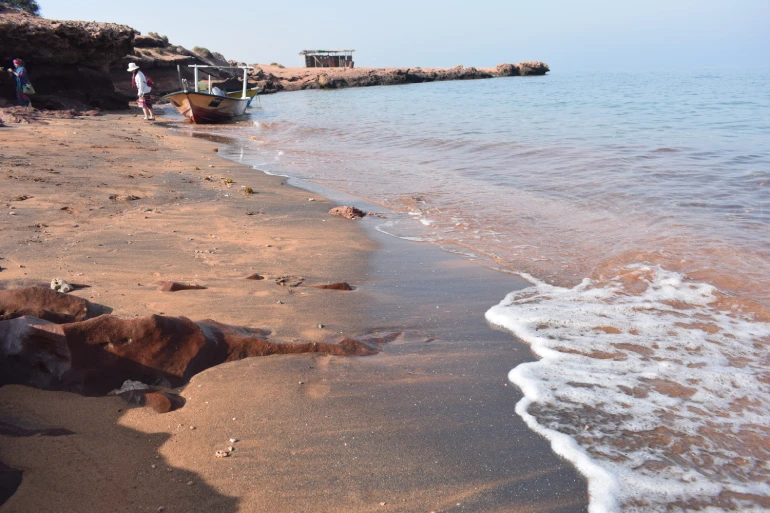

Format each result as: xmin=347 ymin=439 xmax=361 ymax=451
xmin=0 ymin=286 xmax=105 ymax=323
xmin=111 ymin=379 xmax=149 ymax=394
xmin=328 ymin=206 xmax=366 ymax=220
xmin=1 ymin=290 xmax=394 ymax=398
xmin=156 ymin=281 xmax=207 ymax=292
xmin=108 ymin=194 xmax=140 ymax=201
xmin=215 ymin=450 xmax=229 ymax=458
xmin=125 ymin=389 xmax=185 ymax=413
xmin=275 ymin=275 xmax=304 ymax=287
xmin=311 ymin=282 xmax=353 ymax=291
xmin=245 ymin=273 xmax=264 ymax=280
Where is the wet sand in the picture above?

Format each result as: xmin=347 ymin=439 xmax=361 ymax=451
xmin=0 ymin=111 xmax=588 ymax=512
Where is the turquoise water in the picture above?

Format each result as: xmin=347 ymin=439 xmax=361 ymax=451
xmin=179 ymin=70 xmax=770 ymax=512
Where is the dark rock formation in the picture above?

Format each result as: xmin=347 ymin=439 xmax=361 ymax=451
xmin=496 ymin=63 xmax=518 ymax=76
xmin=0 ymin=462 xmax=22 ymax=507
xmin=517 ymin=61 xmax=550 ymax=76
xmin=0 ymin=6 xmax=137 ymax=109
xmin=0 ymin=287 xmax=393 ymax=398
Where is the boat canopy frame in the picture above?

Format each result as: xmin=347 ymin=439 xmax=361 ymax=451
xmin=189 ymin=65 xmax=250 ymax=99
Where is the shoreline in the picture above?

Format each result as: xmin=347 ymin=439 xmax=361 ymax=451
xmin=0 ymin=111 xmax=588 ymax=512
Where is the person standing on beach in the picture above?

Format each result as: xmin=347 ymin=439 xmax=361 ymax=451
xmin=127 ymin=62 xmax=155 ymax=120
xmin=7 ymin=58 xmax=31 ymax=106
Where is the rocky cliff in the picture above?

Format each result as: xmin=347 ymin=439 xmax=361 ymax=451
xmin=0 ymin=6 xmax=136 ymax=109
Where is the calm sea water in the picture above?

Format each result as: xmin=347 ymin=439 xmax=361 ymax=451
xmin=181 ymin=70 xmax=770 ymax=512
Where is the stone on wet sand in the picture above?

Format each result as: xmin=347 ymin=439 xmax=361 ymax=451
xmin=311 ymin=282 xmax=353 ymax=291
xmin=328 ymin=206 xmax=366 ymax=220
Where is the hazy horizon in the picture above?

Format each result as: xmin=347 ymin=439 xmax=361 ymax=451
xmin=39 ymin=0 xmax=770 ymax=72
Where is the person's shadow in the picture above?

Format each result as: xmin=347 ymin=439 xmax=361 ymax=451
xmin=0 ymin=399 xmax=240 ymax=512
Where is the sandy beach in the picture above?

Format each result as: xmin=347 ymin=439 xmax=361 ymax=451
xmin=0 ymin=111 xmax=588 ymax=512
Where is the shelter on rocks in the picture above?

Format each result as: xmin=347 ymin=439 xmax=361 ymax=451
xmin=300 ymin=49 xmax=355 ymax=68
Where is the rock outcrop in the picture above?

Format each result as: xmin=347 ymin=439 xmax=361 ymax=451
xmin=0 ymin=287 xmax=393 ymax=397
xmin=252 ymin=61 xmax=550 ymax=94
xmin=0 ymin=6 xmax=137 ymax=109
xmin=110 ymin=33 xmax=252 ymax=98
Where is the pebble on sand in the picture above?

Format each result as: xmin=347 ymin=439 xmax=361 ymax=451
xmin=50 ymin=278 xmax=73 ymax=293
xmin=215 ymin=450 xmax=230 ymax=458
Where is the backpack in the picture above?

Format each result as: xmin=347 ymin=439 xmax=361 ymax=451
xmin=146 ymin=77 xmax=154 ymax=88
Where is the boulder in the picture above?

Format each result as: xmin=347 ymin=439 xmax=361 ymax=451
xmin=517 ymin=61 xmax=550 ymax=76
xmin=329 ymin=206 xmax=367 ymax=219
xmin=496 ymin=63 xmax=519 ymax=77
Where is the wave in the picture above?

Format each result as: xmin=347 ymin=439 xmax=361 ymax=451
xmin=486 ymin=265 xmax=770 ymax=512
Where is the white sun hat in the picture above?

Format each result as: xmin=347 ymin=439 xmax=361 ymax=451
xmin=127 ymin=62 xmax=140 ymax=72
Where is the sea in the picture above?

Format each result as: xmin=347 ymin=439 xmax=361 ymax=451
xmin=169 ymin=69 xmax=770 ymax=513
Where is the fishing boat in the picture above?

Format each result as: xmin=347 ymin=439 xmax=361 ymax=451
xmin=163 ymin=65 xmax=259 ymax=124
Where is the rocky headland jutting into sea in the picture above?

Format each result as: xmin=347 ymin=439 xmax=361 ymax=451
xmin=0 ymin=5 xmax=548 ymax=113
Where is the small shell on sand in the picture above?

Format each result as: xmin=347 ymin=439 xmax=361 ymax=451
xmin=215 ymin=450 xmax=230 ymax=458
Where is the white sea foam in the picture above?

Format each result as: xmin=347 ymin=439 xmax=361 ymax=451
xmin=486 ymin=265 xmax=770 ymax=512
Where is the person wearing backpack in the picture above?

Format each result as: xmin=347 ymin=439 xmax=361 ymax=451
xmin=6 ymin=58 xmax=32 ymax=106
xmin=127 ymin=62 xmax=155 ymax=120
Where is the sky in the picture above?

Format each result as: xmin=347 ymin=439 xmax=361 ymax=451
xmin=40 ymin=0 xmax=770 ymax=72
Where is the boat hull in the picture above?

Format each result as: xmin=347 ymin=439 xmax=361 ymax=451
xmin=163 ymin=91 xmax=250 ymax=124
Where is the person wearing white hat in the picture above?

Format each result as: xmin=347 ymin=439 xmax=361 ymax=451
xmin=127 ymin=62 xmax=154 ymax=120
